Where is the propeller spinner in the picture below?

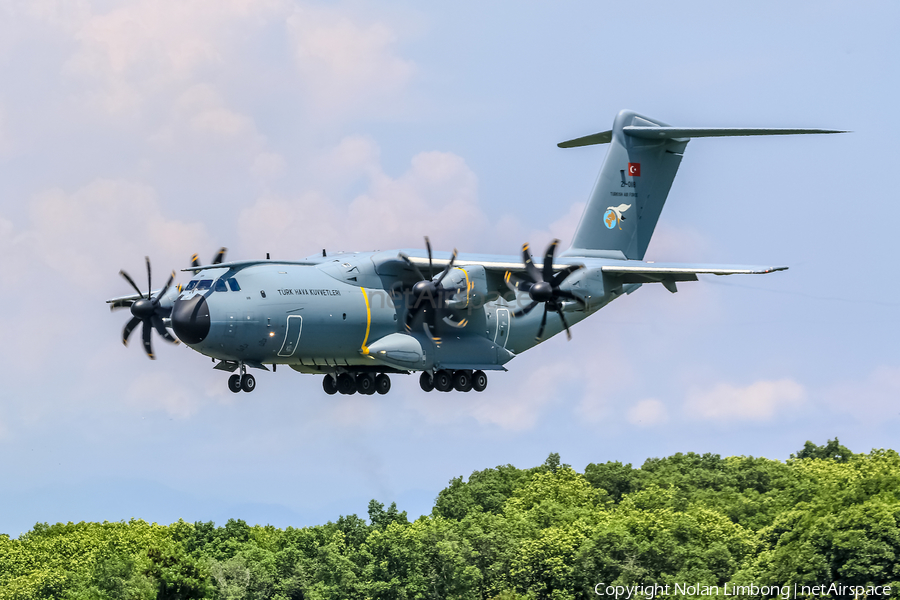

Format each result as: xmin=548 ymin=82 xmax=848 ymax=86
xmin=506 ymin=239 xmax=585 ymax=341
xmin=111 ymin=257 xmax=179 ymax=359
xmin=398 ymin=237 xmax=467 ymax=338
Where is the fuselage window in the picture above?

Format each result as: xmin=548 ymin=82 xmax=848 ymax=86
xmin=227 ymin=278 xmax=241 ymax=292
xmin=214 ymin=279 xmax=228 ymax=292
xmin=184 ymin=280 xmax=198 ymax=291
xmin=196 ymin=280 xmax=213 ymax=290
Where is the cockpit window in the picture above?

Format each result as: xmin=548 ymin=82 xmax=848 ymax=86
xmin=227 ymin=278 xmax=241 ymax=291
xmin=214 ymin=279 xmax=228 ymax=292
xmin=196 ymin=279 xmax=213 ymax=290
xmin=184 ymin=280 xmax=198 ymax=291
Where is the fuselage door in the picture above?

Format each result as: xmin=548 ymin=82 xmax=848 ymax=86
xmin=494 ymin=308 xmax=510 ymax=348
xmin=278 ymin=315 xmax=303 ymax=357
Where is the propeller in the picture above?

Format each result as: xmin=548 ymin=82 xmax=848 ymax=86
xmin=112 ymin=257 xmax=179 ymax=359
xmin=398 ymin=237 xmax=468 ymax=338
xmin=190 ymin=247 xmax=227 ymax=273
xmin=505 ymin=239 xmax=585 ymax=341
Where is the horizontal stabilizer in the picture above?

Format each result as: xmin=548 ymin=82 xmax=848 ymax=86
xmin=559 ymin=126 xmax=845 ymax=148
xmin=558 ymin=130 xmax=612 ymax=148
xmin=623 ymin=126 xmax=847 ymax=140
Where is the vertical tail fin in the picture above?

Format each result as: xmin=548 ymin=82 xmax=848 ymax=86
xmin=564 ymin=110 xmax=686 ymax=260
xmin=562 ymin=110 xmax=843 ymax=260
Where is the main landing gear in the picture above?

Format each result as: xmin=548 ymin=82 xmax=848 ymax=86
xmin=323 ymin=373 xmax=392 ymax=396
xmin=420 ymin=370 xmax=487 ymax=393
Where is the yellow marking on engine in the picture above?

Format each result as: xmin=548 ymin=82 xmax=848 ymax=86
xmin=455 ymin=266 xmax=471 ymax=307
xmin=361 ymin=287 xmax=372 ymax=354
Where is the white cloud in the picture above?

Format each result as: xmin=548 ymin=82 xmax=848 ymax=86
xmin=286 ymin=5 xmax=415 ymax=116
xmin=251 ymin=151 xmax=286 ymax=180
xmin=824 ymin=365 xmax=900 ymax=424
xmin=684 ymin=378 xmax=806 ymax=422
xmin=124 ymin=371 xmax=208 ymax=419
xmin=0 ymin=104 xmax=13 ymax=157
xmin=29 ymin=178 xmax=211 ymax=288
xmin=627 ymin=399 xmax=668 ymax=427
xmin=144 ymin=83 xmax=265 ymax=151
xmin=62 ymin=0 xmax=283 ymax=112
xmin=469 ymin=361 xmax=577 ymax=431
xmin=237 ymin=143 xmax=487 ymax=256
xmin=643 ymin=222 xmax=714 ymax=263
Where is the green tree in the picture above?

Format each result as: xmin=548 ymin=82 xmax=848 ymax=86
xmin=791 ymin=438 xmax=855 ymax=462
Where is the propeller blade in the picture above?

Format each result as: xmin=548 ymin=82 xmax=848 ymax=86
xmin=513 ymin=300 xmax=539 ymax=318
xmin=535 ymin=305 xmax=549 ymax=341
xmin=424 ymin=236 xmax=433 ymax=279
xmin=399 ymin=253 xmax=428 ymax=282
xmin=505 ymin=272 xmax=534 ymax=295
xmin=141 ymin=320 xmax=155 ymax=359
xmin=123 ymin=316 xmax=141 ymax=345
xmin=145 ymin=256 xmax=152 ymax=296
xmin=521 ymin=244 xmax=540 ymax=284
xmin=423 ymin=320 xmax=440 ymax=342
xmin=442 ymin=315 xmax=468 ymax=328
xmin=556 ymin=289 xmax=586 ymax=308
xmin=212 ymin=247 xmax=227 ymax=264
xmin=152 ymin=316 xmax=178 ymax=343
xmin=550 ymin=265 xmax=582 ymax=287
xmin=557 ymin=306 xmax=572 ymax=340
xmin=119 ymin=270 xmax=144 ymax=298
xmin=156 ymin=271 xmax=175 ymax=302
xmin=109 ymin=299 xmax=134 ymax=311
xmin=542 ymin=239 xmax=559 ymax=282
xmin=434 ymin=249 xmax=457 ymax=287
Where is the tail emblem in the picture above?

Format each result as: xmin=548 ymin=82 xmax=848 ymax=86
xmin=604 ymin=204 xmax=631 ymax=230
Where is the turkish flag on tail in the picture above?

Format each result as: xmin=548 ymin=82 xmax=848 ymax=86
xmin=628 ymin=163 xmax=641 ymax=177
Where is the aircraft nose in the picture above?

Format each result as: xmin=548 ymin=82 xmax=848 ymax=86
xmin=171 ymin=294 xmax=210 ymax=344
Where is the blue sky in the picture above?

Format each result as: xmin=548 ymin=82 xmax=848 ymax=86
xmin=0 ymin=0 xmax=897 ymax=536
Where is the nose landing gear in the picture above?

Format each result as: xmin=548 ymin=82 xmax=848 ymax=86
xmin=227 ymin=364 xmax=257 ymax=393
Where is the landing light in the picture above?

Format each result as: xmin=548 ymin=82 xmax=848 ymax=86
xmin=269 ymin=332 xmax=275 ymax=337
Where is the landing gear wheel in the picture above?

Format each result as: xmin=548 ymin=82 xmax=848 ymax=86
xmin=228 ymin=374 xmax=241 ymax=393
xmin=323 ymin=375 xmax=337 ymax=395
xmin=473 ymin=370 xmax=488 ymax=392
xmin=375 ymin=373 xmax=391 ymax=395
xmin=453 ymin=370 xmax=473 ymax=392
xmin=357 ymin=373 xmax=375 ymax=395
xmin=433 ymin=370 xmax=453 ymax=392
xmin=240 ymin=373 xmax=256 ymax=393
xmin=419 ymin=372 xmax=434 ymax=392
xmin=337 ymin=373 xmax=356 ymax=395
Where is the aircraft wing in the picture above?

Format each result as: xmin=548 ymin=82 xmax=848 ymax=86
xmin=106 ymin=289 xmax=166 ymax=305
xmin=601 ymin=262 xmax=787 ymax=284
xmin=402 ymin=253 xmax=785 ymax=278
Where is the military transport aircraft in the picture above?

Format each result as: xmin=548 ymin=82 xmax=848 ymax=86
xmin=107 ymin=110 xmax=842 ymax=396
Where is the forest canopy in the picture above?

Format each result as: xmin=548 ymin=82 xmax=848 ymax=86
xmin=1 ymin=439 xmax=897 ymax=600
